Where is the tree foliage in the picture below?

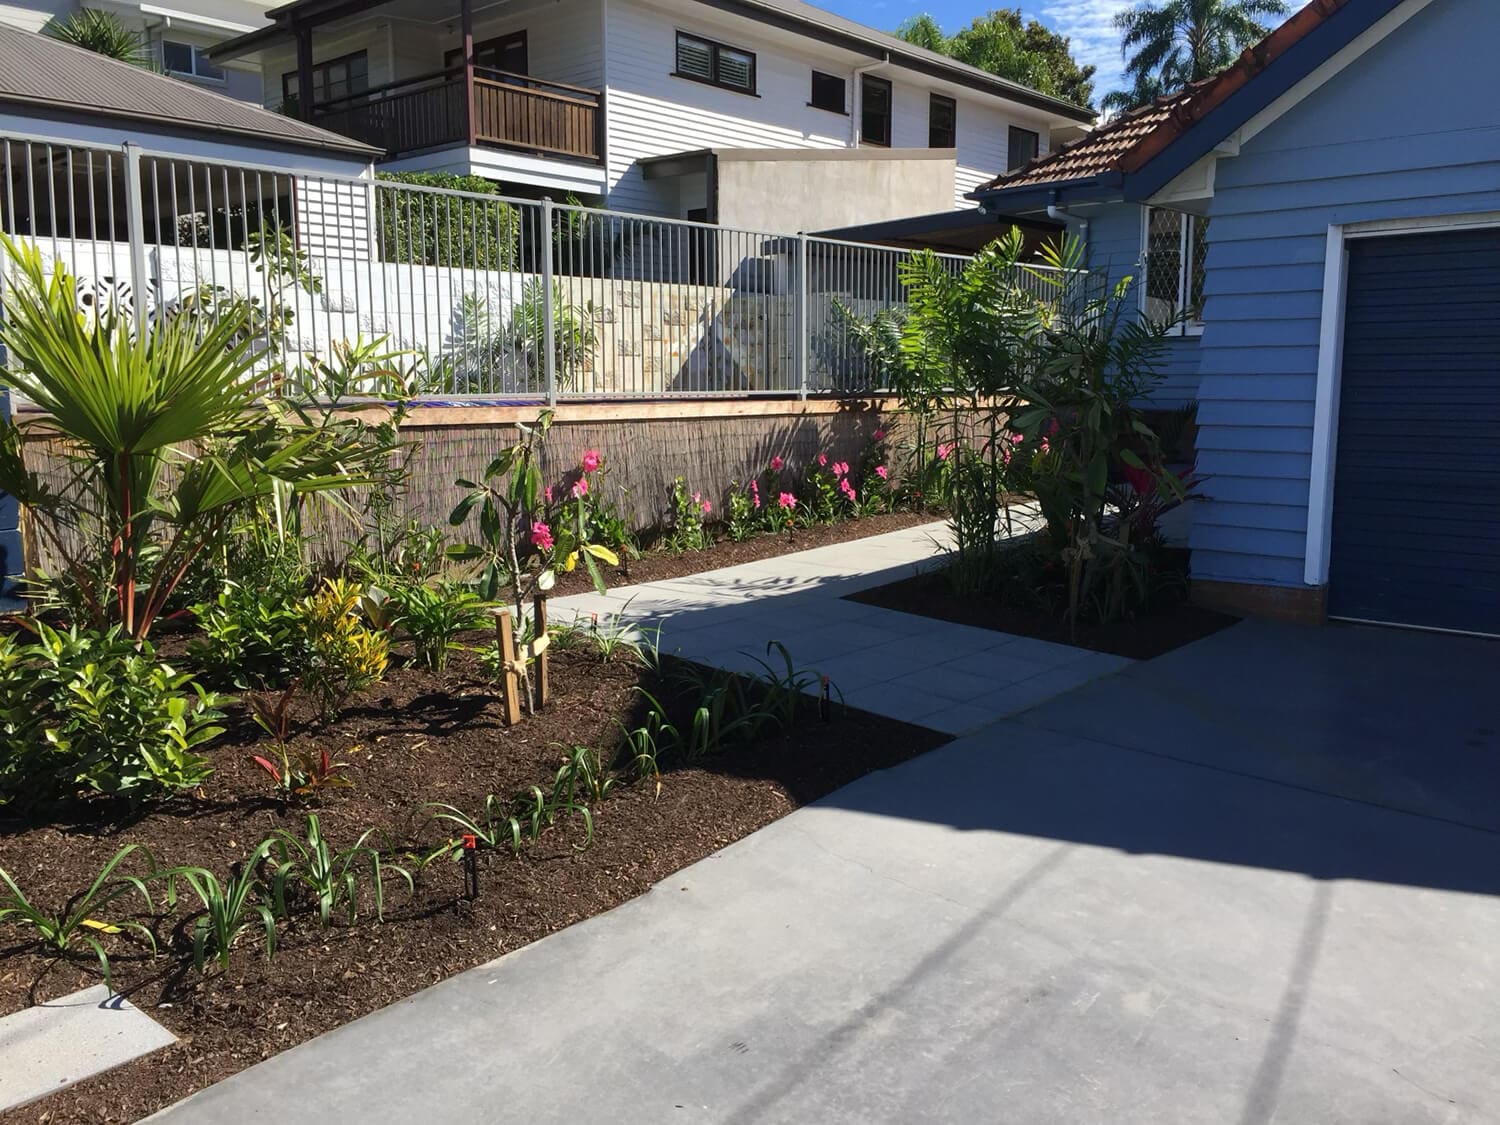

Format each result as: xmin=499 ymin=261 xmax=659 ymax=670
xmin=1106 ymin=0 xmax=1288 ymax=111
xmin=896 ymin=9 xmax=1096 ymax=110
xmin=45 ymin=9 xmax=153 ymax=68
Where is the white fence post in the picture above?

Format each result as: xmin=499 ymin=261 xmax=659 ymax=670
xmin=796 ymin=232 xmax=809 ymax=400
xmin=121 ymin=142 xmax=150 ymax=335
xmin=541 ymin=196 xmax=557 ymax=406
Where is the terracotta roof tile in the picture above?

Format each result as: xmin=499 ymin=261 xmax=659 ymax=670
xmin=975 ymin=0 xmax=1353 ymax=195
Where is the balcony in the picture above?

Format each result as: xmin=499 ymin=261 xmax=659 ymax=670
xmin=311 ymin=67 xmax=603 ymax=165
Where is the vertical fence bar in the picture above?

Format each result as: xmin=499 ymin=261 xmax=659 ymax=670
xmin=541 ymin=196 xmax=557 ymax=405
xmin=121 ymin=142 xmax=149 ymax=335
xmin=795 ymin=231 xmax=809 ymax=400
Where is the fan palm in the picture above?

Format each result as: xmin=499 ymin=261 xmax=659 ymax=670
xmin=1109 ymin=0 xmax=1288 ymax=109
xmin=45 ymin=9 xmax=154 ymax=69
xmin=0 ymin=237 xmax=391 ymax=639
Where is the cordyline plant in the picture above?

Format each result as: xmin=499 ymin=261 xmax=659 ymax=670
xmin=0 ymin=237 xmax=394 ymax=640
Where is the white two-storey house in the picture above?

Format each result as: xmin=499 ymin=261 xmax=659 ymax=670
xmin=211 ymin=0 xmax=1094 ymax=227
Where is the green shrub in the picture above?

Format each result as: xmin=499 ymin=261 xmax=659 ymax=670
xmin=389 ymin=580 xmax=490 ymax=672
xmin=189 ymin=579 xmax=313 ymax=690
xmin=0 ymin=624 xmax=224 ymax=807
xmin=376 ymin=172 xmax=521 ymax=269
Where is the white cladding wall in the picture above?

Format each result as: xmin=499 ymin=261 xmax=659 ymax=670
xmin=603 ymin=0 xmax=1053 ymax=215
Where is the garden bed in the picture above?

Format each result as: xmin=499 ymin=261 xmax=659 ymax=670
xmin=548 ymin=510 xmax=938 ymax=597
xmin=847 ymin=550 xmax=1240 ymax=660
xmin=0 ymin=645 xmax=947 ymax=1125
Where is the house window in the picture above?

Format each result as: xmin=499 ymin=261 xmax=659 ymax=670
xmin=810 ymin=70 xmax=846 ymax=114
xmin=282 ymin=50 xmax=369 ymax=108
xmin=162 ymin=40 xmax=224 ymax=82
xmin=674 ymin=31 xmax=756 ymax=94
xmin=1007 ymin=126 xmax=1039 ymax=171
xmin=444 ymin=31 xmax=527 ymax=75
xmin=1144 ymin=206 xmax=1209 ymax=332
xmin=860 ymin=75 xmax=892 ymax=146
xmin=928 ymin=93 xmax=956 ymax=148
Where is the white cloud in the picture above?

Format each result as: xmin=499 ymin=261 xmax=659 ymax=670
xmin=1038 ymin=0 xmax=1135 ymax=95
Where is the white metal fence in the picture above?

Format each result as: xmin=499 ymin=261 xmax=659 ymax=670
xmin=0 ymin=132 xmax=1060 ymax=401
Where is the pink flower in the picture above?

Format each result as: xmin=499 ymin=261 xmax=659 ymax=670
xmin=832 ymin=461 xmax=849 ymax=477
xmin=778 ymin=492 xmax=797 ymax=509
xmin=873 ymin=429 xmax=886 ymax=441
xmin=530 ymin=521 xmax=554 ymax=551
xmin=752 ymin=491 xmax=761 ymax=509
xmin=875 ymin=465 xmax=888 ymax=480
xmin=1040 ymin=438 xmax=1051 ymax=455
xmin=1123 ymin=461 xmax=1156 ymax=495
xmin=1011 ymin=432 xmax=1024 ymax=445
xmin=770 ymin=455 xmax=784 ymax=472
xmin=937 ymin=442 xmax=955 ymax=461
xmin=839 ymin=478 xmax=856 ymax=501
xmin=571 ymin=478 xmax=589 ymax=499
xmin=701 ymin=500 xmax=712 ymax=515
xmin=544 ymin=485 xmax=554 ymax=504
xmin=581 ymin=449 xmax=601 ymax=473
xmin=817 ymin=453 xmax=827 ymax=467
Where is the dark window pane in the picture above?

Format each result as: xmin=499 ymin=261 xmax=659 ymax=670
xmin=717 ymin=47 xmax=753 ymax=89
xmin=810 ymin=70 xmax=845 ymax=113
xmin=861 ymin=75 xmax=891 ymax=146
xmin=676 ymin=34 xmax=713 ymax=81
xmin=162 ymin=41 xmax=194 ymax=74
xmin=195 ymin=49 xmax=224 ymax=81
xmin=1007 ymin=126 xmax=1040 ymax=171
xmin=929 ymin=94 xmax=956 ymax=148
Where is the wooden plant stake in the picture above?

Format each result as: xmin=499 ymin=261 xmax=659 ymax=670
xmin=495 ymin=608 xmax=522 ymax=727
xmin=532 ymin=593 xmax=551 ymax=711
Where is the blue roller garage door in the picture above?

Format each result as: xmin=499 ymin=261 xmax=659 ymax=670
xmin=1328 ymin=227 xmax=1500 ymax=635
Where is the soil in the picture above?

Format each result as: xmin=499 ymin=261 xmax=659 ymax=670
xmin=848 ymin=552 xmax=1240 ymax=660
xmin=0 ymin=646 xmax=947 ymax=1125
xmin=549 ymin=510 xmax=939 ymax=597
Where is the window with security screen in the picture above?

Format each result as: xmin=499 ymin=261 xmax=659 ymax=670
xmin=1144 ymin=206 xmax=1208 ymax=334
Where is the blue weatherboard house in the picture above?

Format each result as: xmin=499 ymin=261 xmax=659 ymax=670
xmin=971 ymin=0 xmax=1499 ymax=638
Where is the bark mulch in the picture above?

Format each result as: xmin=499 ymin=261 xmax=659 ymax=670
xmin=0 ymin=645 xmax=947 ymax=1125
xmin=848 ymin=551 xmax=1240 ymax=661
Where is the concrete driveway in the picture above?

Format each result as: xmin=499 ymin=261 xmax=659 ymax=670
xmin=153 ymin=620 xmax=1500 ymax=1124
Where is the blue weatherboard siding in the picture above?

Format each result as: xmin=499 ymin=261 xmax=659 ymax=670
xmin=1083 ymin=200 xmax=1202 ymax=410
xmin=1188 ymin=0 xmax=1500 ymax=589
xmin=0 ymin=388 xmax=20 ymax=611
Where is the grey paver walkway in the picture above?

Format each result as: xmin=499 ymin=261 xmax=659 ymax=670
xmin=549 ymin=518 xmax=1130 ymax=734
xmin=152 ymin=619 xmax=1500 ymax=1124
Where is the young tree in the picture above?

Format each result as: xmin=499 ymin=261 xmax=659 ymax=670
xmin=1107 ymin=0 xmax=1288 ymax=110
xmin=897 ymin=9 xmax=1096 ymax=111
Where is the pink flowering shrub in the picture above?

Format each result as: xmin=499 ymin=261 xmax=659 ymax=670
xmin=666 ymin=476 xmax=712 ymax=552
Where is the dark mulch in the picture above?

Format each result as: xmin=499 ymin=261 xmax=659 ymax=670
xmin=549 ymin=510 xmax=938 ymax=597
xmin=0 ymin=646 xmax=947 ymax=1125
xmin=847 ymin=552 xmax=1240 ymax=660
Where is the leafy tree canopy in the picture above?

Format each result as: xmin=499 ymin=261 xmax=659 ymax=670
xmin=896 ymin=9 xmax=1096 ymax=111
xmin=1105 ymin=0 xmax=1288 ymax=112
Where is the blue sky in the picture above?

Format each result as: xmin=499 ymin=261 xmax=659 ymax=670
xmin=819 ymin=0 xmax=1135 ymax=97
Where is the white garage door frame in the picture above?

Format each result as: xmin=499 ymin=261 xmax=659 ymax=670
xmin=1305 ymin=210 xmax=1500 ymax=635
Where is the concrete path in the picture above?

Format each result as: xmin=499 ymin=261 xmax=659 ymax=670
xmin=550 ymin=518 xmax=1130 ymax=735
xmin=153 ymin=619 xmax=1500 ymax=1124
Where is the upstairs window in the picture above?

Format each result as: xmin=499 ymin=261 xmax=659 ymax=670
xmin=860 ymin=75 xmax=892 ymax=146
xmin=1007 ymin=126 xmax=1039 ymax=171
xmin=674 ymin=31 xmax=756 ymax=94
xmin=928 ymin=93 xmax=956 ymax=148
xmin=1144 ymin=206 xmax=1209 ymax=333
xmin=810 ymin=70 xmax=846 ymax=114
xmin=163 ymin=40 xmax=224 ymax=82
xmin=282 ymin=50 xmax=368 ymax=107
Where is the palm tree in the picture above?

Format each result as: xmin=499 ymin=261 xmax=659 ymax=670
xmin=1108 ymin=0 xmax=1288 ymax=110
xmin=45 ymin=8 xmax=154 ymax=69
xmin=1100 ymin=72 xmax=1171 ymax=116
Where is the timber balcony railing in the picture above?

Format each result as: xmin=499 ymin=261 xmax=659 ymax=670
xmin=310 ymin=66 xmax=604 ymax=164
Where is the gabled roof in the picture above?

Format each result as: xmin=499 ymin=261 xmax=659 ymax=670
xmin=971 ymin=0 xmax=1405 ymax=203
xmin=0 ymin=24 xmax=379 ymax=159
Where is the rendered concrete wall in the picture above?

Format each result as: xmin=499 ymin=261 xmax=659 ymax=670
xmin=713 ymin=152 xmax=956 ymax=234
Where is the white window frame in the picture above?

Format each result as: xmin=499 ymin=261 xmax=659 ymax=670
xmin=162 ymin=39 xmax=226 ymax=83
xmin=1140 ymin=205 xmax=1205 ymax=337
xmin=1304 ymin=209 xmax=1500 ymax=590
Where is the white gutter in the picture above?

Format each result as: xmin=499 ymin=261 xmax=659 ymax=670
xmin=137 ymin=4 xmax=257 ymax=34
